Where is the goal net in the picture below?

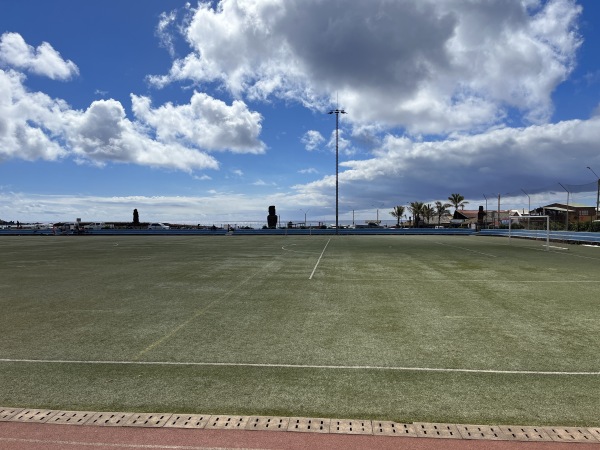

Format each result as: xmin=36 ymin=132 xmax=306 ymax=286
xmin=508 ymin=215 xmax=550 ymax=251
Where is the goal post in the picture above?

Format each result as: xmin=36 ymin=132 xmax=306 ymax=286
xmin=508 ymin=215 xmax=550 ymax=251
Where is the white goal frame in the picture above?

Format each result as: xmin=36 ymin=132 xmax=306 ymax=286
xmin=508 ymin=215 xmax=550 ymax=251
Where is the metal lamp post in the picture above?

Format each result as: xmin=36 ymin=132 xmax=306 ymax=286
xmin=558 ymin=182 xmax=570 ymax=230
xmin=372 ymin=203 xmax=384 ymax=225
xmin=483 ymin=194 xmax=488 ymax=228
xmin=521 ymin=189 xmax=531 ymax=215
xmin=587 ymin=166 xmax=600 ymax=222
xmin=300 ymin=209 xmax=309 ymax=227
xmin=497 ymin=193 xmax=501 ymax=228
xmin=328 ymin=108 xmax=346 ymax=234
xmin=521 ymin=188 xmax=531 ymax=229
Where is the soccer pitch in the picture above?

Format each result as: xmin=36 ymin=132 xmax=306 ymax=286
xmin=0 ymin=234 xmax=599 ymax=426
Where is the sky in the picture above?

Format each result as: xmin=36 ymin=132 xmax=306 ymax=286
xmin=1 ymin=0 xmax=600 ymax=226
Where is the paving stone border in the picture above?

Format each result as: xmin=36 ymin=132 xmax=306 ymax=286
xmin=1 ymin=406 xmax=599 ymax=444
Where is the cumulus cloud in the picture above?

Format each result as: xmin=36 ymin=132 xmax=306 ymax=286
xmin=293 ymin=117 xmax=600 ymax=206
xmin=1 ymin=6 xmax=594 ymax=224
xmin=131 ymin=92 xmax=265 ymax=153
xmin=156 ymin=10 xmax=178 ymax=57
xmin=0 ymin=68 xmax=220 ymax=171
xmin=325 ymin=129 xmax=354 ymax=156
xmin=0 ymin=32 xmax=79 ymax=80
xmin=301 ymin=130 xmax=324 ymax=151
xmin=151 ymin=0 xmax=582 ymax=134
xmin=0 ymin=69 xmax=68 ymax=162
xmin=65 ymin=99 xmax=219 ymax=172
xmin=0 ymin=33 xmax=268 ymax=171
xmin=298 ymin=168 xmax=318 ymax=175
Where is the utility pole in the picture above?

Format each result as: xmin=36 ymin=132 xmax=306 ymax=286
xmin=558 ymin=182 xmax=570 ymax=230
xmin=300 ymin=209 xmax=309 ymax=227
xmin=587 ymin=167 xmax=600 ymax=222
xmin=521 ymin=189 xmax=531 ymax=215
xmin=497 ymin=193 xmax=501 ymax=228
xmin=521 ymin=189 xmax=531 ymax=229
xmin=328 ymin=108 xmax=346 ymax=234
xmin=483 ymin=194 xmax=488 ymax=229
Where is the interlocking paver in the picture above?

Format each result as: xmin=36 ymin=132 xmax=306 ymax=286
xmin=246 ymin=416 xmax=289 ymax=431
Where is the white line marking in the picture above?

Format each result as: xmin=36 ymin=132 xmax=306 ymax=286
xmin=135 ymin=261 xmax=276 ymax=359
xmin=497 ymin=241 xmax=600 ymax=260
xmin=338 ymin=279 xmax=600 ymax=283
xmin=281 ymin=244 xmax=319 ymax=255
xmin=434 ymin=241 xmax=497 ymax=257
xmin=1 ymin=358 xmax=598 ymax=376
xmin=553 ymin=251 xmax=600 ymax=261
xmin=309 ymin=238 xmax=330 ymax=279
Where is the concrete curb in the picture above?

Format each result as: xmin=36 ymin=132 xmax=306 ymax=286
xmin=2 ymin=407 xmax=599 ymax=444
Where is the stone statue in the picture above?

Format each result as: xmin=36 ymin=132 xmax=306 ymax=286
xmin=267 ymin=205 xmax=278 ymax=228
xmin=477 ymin=205 xmax=486 ymax=227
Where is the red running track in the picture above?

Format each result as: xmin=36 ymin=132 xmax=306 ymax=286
xmin=1 ymin=422 xmax=599 ymax=450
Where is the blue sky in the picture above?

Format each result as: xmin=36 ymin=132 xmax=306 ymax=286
xmin=1 ymin=0 xmax=600 ymax=225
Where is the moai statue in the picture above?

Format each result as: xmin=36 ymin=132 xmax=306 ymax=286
xmin=477 ymin=205 xmax=486 ymax=228
xmin=267 ymin=205 xmax=278 ymax=228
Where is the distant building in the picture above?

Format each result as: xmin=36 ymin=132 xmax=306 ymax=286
xmin=452 ymin=209 xmax=512 ymax=228
xmin=533 ymin=203 xmax=597 ymax=225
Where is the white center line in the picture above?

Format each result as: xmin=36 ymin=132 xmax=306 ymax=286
xmin=309 ymin=238 xmax=330 ymax=280
xmin=1 ymin=358 xmax=598 ymax=376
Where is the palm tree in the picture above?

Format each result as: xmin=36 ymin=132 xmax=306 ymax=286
xmin=448 ymin=193 xmax=468 ymax=213
xmin=422 ymin=203 xmax=435 ymax=225
xmin=389 ymin=205 xmax=406 ymax=227
xmin=409 ymin=201 xmax=425 ymax=228
xmin=434 ymin=201 xmax=452 ymax=225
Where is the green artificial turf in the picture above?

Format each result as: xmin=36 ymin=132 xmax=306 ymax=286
xmin=0 ymin=235 xmax=599 ymax=425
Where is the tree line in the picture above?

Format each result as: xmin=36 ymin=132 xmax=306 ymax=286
xmin=390 ymin=193 xmax=468 ymax=227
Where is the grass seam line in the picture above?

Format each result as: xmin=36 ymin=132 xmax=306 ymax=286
xmin=134 ymin=260 xmax=277 ymax=360
xmin=1 ymin=358 xmax=599 ymax=376
xmin=434 ymin=241 xmax=498 ymax=257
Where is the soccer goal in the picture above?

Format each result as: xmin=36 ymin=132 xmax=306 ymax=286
xmin=508 ymin=215 xmax=550 ymax=251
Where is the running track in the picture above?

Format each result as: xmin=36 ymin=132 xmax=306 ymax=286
xmin=1 ymin=421 xmax=599 ymax=450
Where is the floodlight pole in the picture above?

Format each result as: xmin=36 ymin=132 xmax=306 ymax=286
xmin=521 ymin=188 xmax=531 ymax=229
xmin=521 ymin=189 xmax=531 ymax=215
xmin=497 ymin=193 xmax=501 ymax=228
xmin=328 ymin=108 xmax=346 ymax=234
xmin=483 ymin=194 xmax=488 ymax=229
xmin=587 ymin=166 xmax=600 ymax=222
xmin=300 ymin=209 xmax=309 ymax=227
xmin=372 ymin=202 xmax=384 ymax=224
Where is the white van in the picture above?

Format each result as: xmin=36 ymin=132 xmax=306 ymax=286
xmin=148 ymin=223 xmax=170 ymax=230
xmin=84 ymin=222 xmax=105 ymax=230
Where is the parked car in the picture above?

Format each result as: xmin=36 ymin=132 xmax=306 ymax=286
xmin=148 ymin=223 xmax=170 ymax=230
xmin=84 ymin=222 xmax=106 ymax=230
